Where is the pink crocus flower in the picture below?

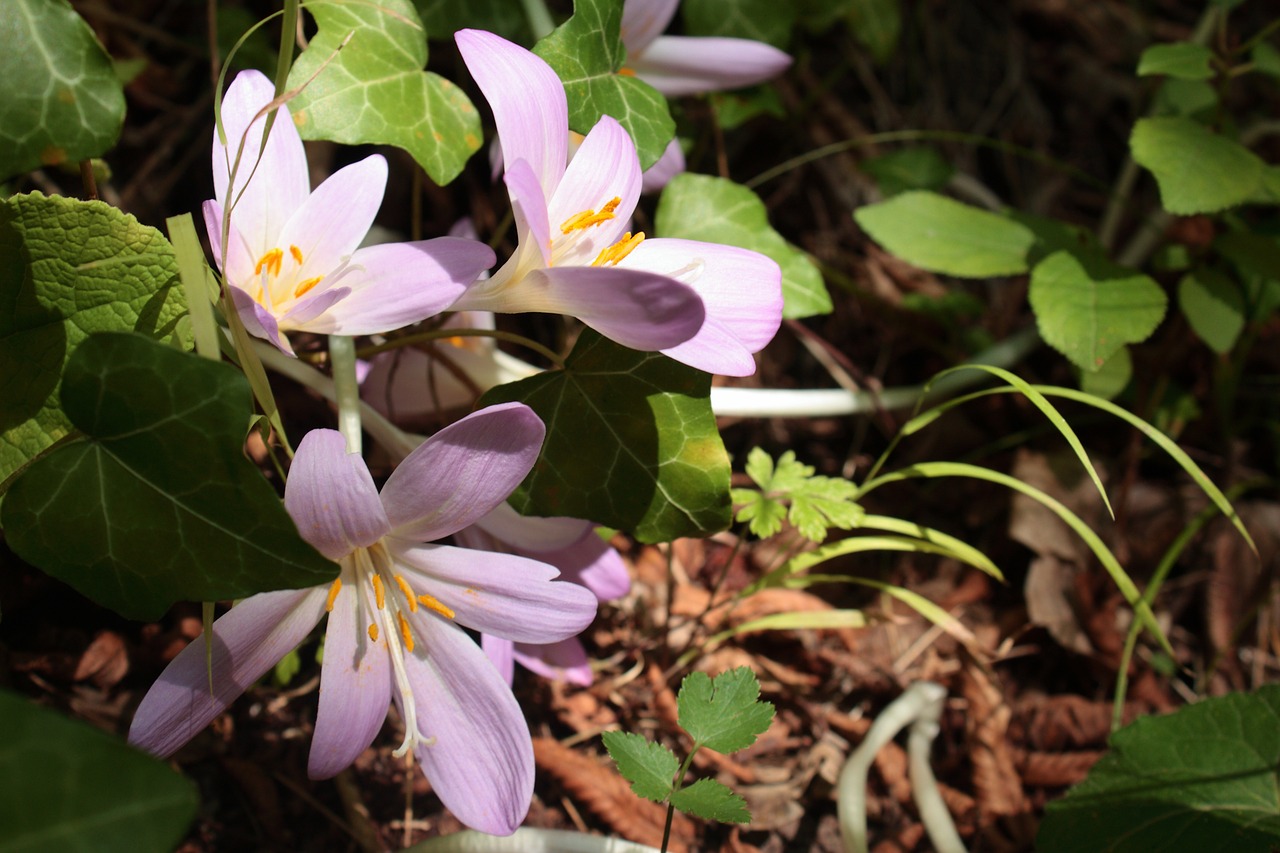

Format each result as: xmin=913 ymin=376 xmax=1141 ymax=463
xmin=455 ymin=29 xmax=783 ymax=378
xmin=128 ymin=404 xmax=597 ymax=835
xmin=206 ymin=70 xmax=495 ymax=355
xmin=455 ymin=503 xmax=631 ymax=687
xmin=620 ymin=0 xmax=794 ymax=97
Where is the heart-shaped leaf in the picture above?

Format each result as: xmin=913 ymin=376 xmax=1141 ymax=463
xmin=1131 ymin=117 xmax=1263 ymax=214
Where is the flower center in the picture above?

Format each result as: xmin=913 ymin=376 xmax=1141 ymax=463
xmin=252 ymin=244 xmax=323 ymax=313
xmin=328 ymin=541 xmax=456 ymax=758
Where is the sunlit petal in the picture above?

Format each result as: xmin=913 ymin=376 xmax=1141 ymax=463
xmin=285 ymin=429 xmax=390 ymax=561
xmin=630 ymin=35 xmax=793 ymax=97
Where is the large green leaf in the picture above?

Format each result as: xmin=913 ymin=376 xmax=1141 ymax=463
xmin=0 ymin=690 xmax=197 ymax=853
xmin=1028 ymin=250 xmax=1167 ymax=371
xmin=656 ymin=173 xmax=831 ymax=318
xmin=479 ymin=330 xmax=731 ymax=542
xmin=1131 ymin=117 xmax=1264 ymax=214
xmin=854 ymin=190 xmax=1036 ymax=277
xmin=0 ymin=192 xmax=189 ymax=490
xmin=1038 ymin=685 xmax=1280 ymax=853
xmin=533 ymin=0 xmax=674 ymax=170
xmin=288 ymin=0 xmax=481 ymax=185
xmin=2 ymin=333 xmax=338 ymax=620
xmin=0 ymin=0 xmax=126 ymax=179
xmin=682 ymin=0 xmax=795 ymax=49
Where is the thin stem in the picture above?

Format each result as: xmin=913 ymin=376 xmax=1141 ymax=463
xmin=356 ymin=327 xmax=565 ymax=369
xmin=659 ymin=805 xmax=674 ymax=853
xmin=520 ymin=0 xmax=556 ymax=40
xmin=329 ymin=335 xmax=362 ymax=454
xmin=403 ymin=828 xmax=663 ymax=852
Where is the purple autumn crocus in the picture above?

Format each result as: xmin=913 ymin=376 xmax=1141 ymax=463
xmin=454 ymin=503 xmax=631 ymax=687
xmin=128 ymin=403 xmax=597 ymax=835
xmin=454 ymin=29 xmax=783 ymax=378
xmin=206 ymin=70 xmax=495 ymax=355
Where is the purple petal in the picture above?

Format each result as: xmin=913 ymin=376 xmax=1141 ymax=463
xmin=213 ymin=70 xmax=309 ymax=256
xmin=641 ymin=138 xmax=686 ymax=194
xmin=514 ymin=638 xmax=593 ymax=686
xmin=546 ymin=116 xmax=640 ymax=265
xmin=631 ymin=36 xmax=793 ymax=97
xmin=403 ymin=617 xmax=534 ymax=835
xmin=285 ymin=429 xmax=390 ymax=561
xmin=620 ymin=238 xmax=782 ymax=376
xmin=621 ymin=0 xmax=679 ymax=53
xmin=504 ymin=159 xmax=552 ymax=267
xmin=202 ymin=199 xmax=255 ymax=286
xmin=550 ymin=532 xmax=632 ymax=601
xmin=227 ymin=283 xmax=294 ymax=355
xmin=278 ymin=284 xmax=351 ymax=330
xmin=276 ymin=155 xmax=387 ymax=282
xmin=482 ymin=634 xmax=516 ymax=685
xmin=469 ymin=502 xmax=592 ymax=553
xmin=392 ymin=542 xmax=597 ymax=644
xmin=309 ymin=571 xmax=392 ymax=779
xmin=379 ymin=403 xmax=545 ymax=541
xmin=313 ymin=238 xmax=494 ymax=337
xmin=456 ymin=29 xmax=568 ymax=199
xmin=128 ymin=588 xmax=326 ymax=757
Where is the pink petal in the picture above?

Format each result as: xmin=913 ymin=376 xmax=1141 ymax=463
xmin=551 ymin=532 xmax=632 ymax=601
xmin=403 ymin=617 xmax=533 ymax=835
xmin=391 ymin=542 xmax=598 ymax=644
xmin=202 ymin=199 xmax=255 ymax=285
xmin=469 ymin=502 xmax=592 ymax=553
xmin=379 ymin=403 xmax=545 ymax=541
xmin=631 ymin=36 xmax=793 ymax=97
xmin=213 ymin=70 xmax=309 ymax=254
xmin=285 ymin=430 xmax=391 ymax=561
xmin=276 ymin=155 xmax=387 ymax=281
xmin=360 ymin=344 xmax=504 ymax=420
xmin=504 ymin=158 xmax=552 ymax=267
xmin=278 ymin=284 xmax=351 ymax=329
xmin=546 ymin=116 xmax=640 ymax=265
xmin=456 ymin=29 xmax=568 ymax=199
xmin=314 ymin=238 xmax=495 ymax=336
xmin=621 ymin=0 xmax=679 ymax=53
xmin=227 ymin=284 xmax=294 ymax=355
xmin=128 ymin=588 xmax=327 ymax=758
xmin=482 ymin=634 xmax=516 ymax=685
xmin=641 ymin=138 xmax=686 ymax=194
xmin=514 ymin=638 xmax=593 ymax=686
xmin=309 ymin=571 xmax=392 ymax=779
xmin=620 ymin=238 xmax=782 ymax=376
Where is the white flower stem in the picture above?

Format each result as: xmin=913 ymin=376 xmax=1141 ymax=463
xmin=519 ymin=0 xmax=556 ymax=40
xmin=405 ymin=828 xmax=663 ymax=853
xmin=328 ymin=335 xmax=363 ymax=454
xmin=838 ymin=682 xmax=962 ymax=853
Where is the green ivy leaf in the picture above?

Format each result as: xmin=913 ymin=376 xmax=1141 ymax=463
xmin=1029 ymin=250 xmax=1167 ymax=371
xmin=1137 ymin=43 xmax=1215 ymax=80
xmin=533 ymin=0 xmax=675 ymax=170
xmin=2 ymin=333 xmax=338 ymax=621
xmin=860 ymin=146 xmax=953 ymax=196
xmin=0 ymin=689 xmax=197 ymax=853
xmin=0 ymin=0 xmax=126 ymax=179
xmin=601 ymin=730 xmax=678 ymax=802
xmin=670 ymin=777 xmax=752 ymax=823
xmin=682 ymin=0 xmax=794 ymax=49
xmin=854 ymin=190 xmax=1036 ymax=277
xmin=480 ymin=330 xmax=731 ymax=543
xmin=1131 ymin=117 xmax=1264 ymax=214
xmin=0 ymin=192 xmax=190 ymax=490
xmin=1179 ymin=268 xmax=1244 ymax=354
xmin=656 ymin=173 xmax=831 ymax=319
xmin=288 ymin=0 xmax=481 ymax=185
xmin=677 ymin=668 xmax=775 ymax=754
xmin=1038 ymin=685 xmax=1280 ymax=853
xmin=414 ymin=0 xmax=528 ymax=41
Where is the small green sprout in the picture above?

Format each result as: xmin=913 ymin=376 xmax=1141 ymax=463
xmin=732 ymin=448 xmax=863 ymax=541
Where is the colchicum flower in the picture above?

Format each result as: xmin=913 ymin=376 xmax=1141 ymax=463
xmin=455 ymin=29 xmax=783 ymax=377
xmin=128 ymin=403 xmax=597 ymax=835
xmin=455 ymin=503 xmax=631 ymax=686
xmin=206 ymin=70 xmax=495 ymax=355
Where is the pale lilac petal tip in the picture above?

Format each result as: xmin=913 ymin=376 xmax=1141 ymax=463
xmin=620 ymin=0 xmax=680 ymax=53
xmin=641 ymin=138 xmax=686 ymax=194
xmin=631 ymin=36 xmax=793 ymax=97
xmin=277 ymin=155 xmax=388 ymax=282
xmin=285 ymin=429 xmax=391 ymax=561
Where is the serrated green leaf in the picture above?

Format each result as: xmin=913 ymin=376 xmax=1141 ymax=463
xmin=855 ymin=190 xmax=1036 ymax=277
xmin=414 ymin=0 xmax=528 ymax=41
xmin=847 ymin=0 xmax=901 ymax=64
xmin=533 ymin=0 xmax=674 ymax=170
xmin=670 ymin=777 xmax=751 ymax=823
xmin=0 ymin=192 xmax=190 ymax=490
xmin=287 ymin=0 xmax=481 ymax=185
xmin=1038 ymin=685 xmax=1280 ymax=853
xmin=1137 ymin=43 xmax=1215 ymax=80
xmin=479 ymin=330 xmax=731 ymax=543
xmin=1131 ymin=117 xmax=1263 ymax=214
xmin=743 ymin=446 xmax=779 ymax=488
xmin=0 ymin=689 xmax=197 ymax=853
xmin=1029 ymin=250 xmax=1167 ymax=371
xmin=2 ymin=333 xmax=338 ymax=620
xmin=790 ymin=476 xmax=862 ymax=540
xmin=677 ymin=668 xmax=775 ymax=754
xmin=0 ymin=0 xmax=126 ymax=179
xmin=682 ymin=0 xmax=794 ymax=49
xmin=860 ymin=146 xmax=953 ymax=196
xmin=732 ymin=486 xmax=788 ymax=538
xmin=1179 ymin=268 xmax=1244 ymax=353
xmin=601 ymin=730 xmax=677 ymax=802
xmin=657 ymin=173 xmax=831 ymax=319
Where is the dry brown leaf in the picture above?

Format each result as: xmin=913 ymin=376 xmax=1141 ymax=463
xmin=960 ymin=661 xmax=1028 ymax=818
xmin=74 ymin=630 xmax=129 ymax=688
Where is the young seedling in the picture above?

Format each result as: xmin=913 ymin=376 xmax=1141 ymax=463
xmin=733 ymin=448 xmax=863 ymax=542
xmin=602 ymin=667 xmax=775 ymax=851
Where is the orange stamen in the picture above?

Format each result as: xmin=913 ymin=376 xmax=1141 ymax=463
xmin=592 ymin=231 xmax=645 ymax=267
xmin=289 ymin=245 xmax=304 ymax=265
xmin=417 ymin=593 xmax=456 ymax=620
xmin=559 ymin=196 xmax=623 ymax=233
xmin=325 ymin=578 xmax=342 ymax=612
xmin=294 ymin=276 xmax=323 ymax=298
xmin=255 ymin=248 xmax=283 ymax=277
xmin=368 ymin=622 xmax=379 ymax=642
xmin=372 ymin=574 xmax=385 ymax=610
xmin=397 ymin=611 xmax=415 ymax=653
xmin=394 ymin=575 xmax=418 ymax=612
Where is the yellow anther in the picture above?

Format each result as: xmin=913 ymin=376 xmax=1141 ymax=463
xmin=255 ymin=248 xmax=283 ymax=277
xmin=559 ymin=197 xmax=622 ymax=234
xmin=394 ymin=575 xmax=418 ymax=612
xmin=397 ymin=611 xmax=415 ymax=653
xmin=592 ymin=231 xmax=645 ymax=267
xmin=601 ymin=197 xmax=622 ymax=215
xmin=294 ymin=276 xmax=323 ymax=298
xmin=289 ymin=245 xmax=304 ymax=265
xmin=417 ymin=593 xmax=456 ymax=620
xmin=368 ymin=622 xmax=379 ymax=642
xmin=372 ymin=574 xmax=386 ymax=610
xmin=325 ymin=578 xmax=342 ymax=612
